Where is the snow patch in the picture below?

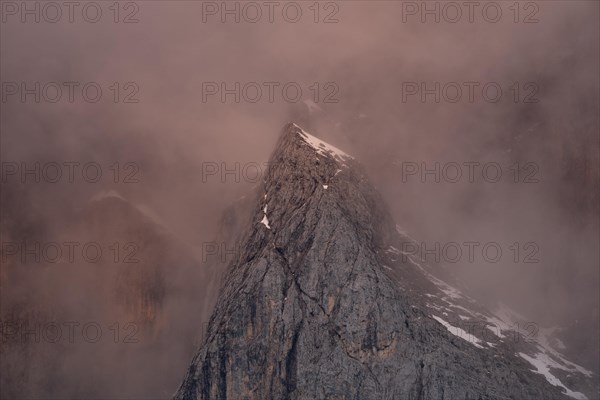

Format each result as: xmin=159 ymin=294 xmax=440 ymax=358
xmin=492 ymin=305 xmax=592 ymax=379
xmin=519 ymin=352 xmax=588 ymax=399
xmin=387 ymin=230 xmax=591 ymax=397
xmin=260 ymin=215 xmax=270 ymax=230
xmin=387 ymin=246 xmax=401 ymax=255
xmin=260 ymin=199 xmax=271 ymax=229
xmin=293 ymin=123 xmax=353 ymax=163
xmin=483 ymin=315 xmax=512 ymax=339
xmin=536 ymin=328 xmax=593 ymax=378
xmin=395 ymin=225 xmax=419 ymax=244
xmin=392 ymin=244 xmax=463 ymax=300
xmin=432 ymin=315 xmax=484 ymax=349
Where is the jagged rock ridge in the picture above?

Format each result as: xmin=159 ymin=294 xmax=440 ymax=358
xmin=174 ymin=123 xmax=587 ymax=400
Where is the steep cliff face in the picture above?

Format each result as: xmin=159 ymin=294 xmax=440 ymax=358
xmin=0 ymin=189 xmax=210 ymax=398
xmin=174 ymin=123 xmax=589 ymax=400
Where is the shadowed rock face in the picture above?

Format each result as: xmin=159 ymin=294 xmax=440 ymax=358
xmin=0 ymin=190 xmax=209 ymax=399
xmin=174 ymin=123 xmax=570 ymax=400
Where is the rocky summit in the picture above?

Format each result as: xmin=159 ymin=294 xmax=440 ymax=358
xmin=174 ymin=123 xmax=591 ymax=400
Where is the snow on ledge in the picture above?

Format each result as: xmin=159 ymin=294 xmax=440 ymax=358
xmin=432 ymin=315 xmax=485 ymax=349
xmin=260 ymin=215 xmax=271 ymax=229
xmin=260 ymin=197 xmax=271 ymax=229
xmin=292 ymin=123 xmax=353 ymax=162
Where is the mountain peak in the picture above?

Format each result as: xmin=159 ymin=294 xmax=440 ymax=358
xmin=286 ymin=122 xmax=353 ymax=164
xmin=173 ymin=124 xmax=590 ymax=400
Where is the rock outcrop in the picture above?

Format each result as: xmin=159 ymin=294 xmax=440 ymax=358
xmin=174 ymin=123 xmax=591 ymax=400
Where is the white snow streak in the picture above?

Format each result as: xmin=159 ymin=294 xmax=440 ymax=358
xmin=432 ymin=315 xmax=484 ymax=349
xmin=260 ymin=215 xmax=270 ymax=230
xmin=260 ymin=197 xmax=271 ymax=229
xmin=519 ymin=352 xmax=588 ymax=399
xmin=293 ymin=124 xmax=353 ymax=162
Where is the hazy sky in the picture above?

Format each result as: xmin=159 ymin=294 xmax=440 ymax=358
xmin=1 ymin=1 xmax=598 ymax=397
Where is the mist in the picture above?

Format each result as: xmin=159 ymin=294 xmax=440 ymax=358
xmin=1 ymin=1 xmax=598 ymax=398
